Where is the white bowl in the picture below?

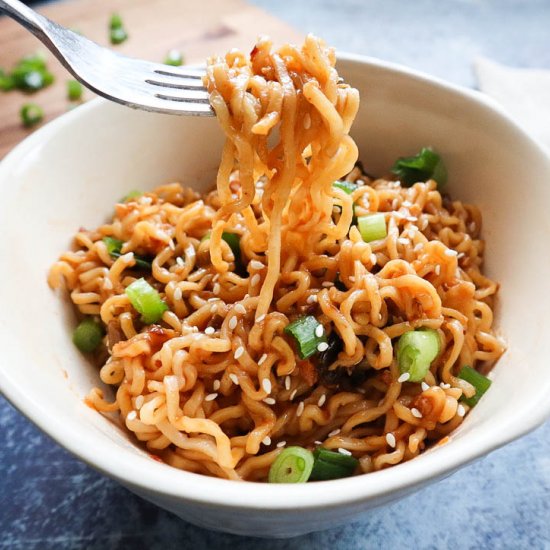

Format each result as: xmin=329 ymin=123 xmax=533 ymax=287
xmin=1 ymin=53 xmax=549 ymax=538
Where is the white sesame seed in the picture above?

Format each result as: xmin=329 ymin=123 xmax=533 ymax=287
xmin=192 ymin=326 xmax=199 ymax=333
xmin=370 ymin=253 xmax=377 ymax=265
xmin=411 ymin=407 xmax=423 ymax=418
xmin=317 ymin=342 xmax=329 ymax=352
xmin=228 ymin=316 xmax=238 ymax=330
xmin=314 ymin=440 xmax=323 ymax=445
xmin=250 ymin=260 xmax=264 ymax=270
xmin=127 ymin=410 xmax=137 ymax=421
xmin=235 ymin=304 xmax=247 ymax=315
xmin=258 ymin=353 xmax=268 ymax=365
xmin=263 ymin=397 xmax=276 ymax=405
xmin=213 ymin=380 xmax=221 ymax=391
xmin=348 ymin=276 xmax=355 ymax=282
xmin=317 ymin=394 xmax=326 ymax=407
xmin=229 ymin=373 xmax=239 ymax=385
xmin=435 ymin=265 xmax=441 ymax=276
xmin=328 ymin=429 xmax=341 ymax=437
xmin=262 ymin=378 xmax=272 ymax=394
xmin=315 ymin=325 xmax=324 ymax=338
xmin=210 ymin=304 xmax=217 ymax=313
xmin=168 ymin=239 xmax=175 ymax=250
xmin=398 ymin=237 xmax=410 ymax=245
xmin=205 ymin=393 xmax=218 ymax=401
xmin=276 ymin=441 xmax=287 ymax=448
xmin=296 ymin=401 xmax=305 ymax=417
xmin=391 ymin=198 xmax=399 ymax=210
xmin=176 ymin=257 xmax=184 ymax=266
xmin=421 ymin=382 xmax=430 ymax=392
xmin=307 ymin=294 xmax=318 ymax=304
xmin=205 ymin=326 xmax=215 ymax=335
xmin=322 ymin=281 xmax=334 ymax=288
xmin=262 ymin=436 xmax=272 ymax=446
xmin=250 ymin=274 xmax=261 ymax=287
xmin=398 ymin=372 xmax=410 ymax=383
xmin=207 ymin=297 xmax=218 ymax=302
xmin=440 ymin=382 xmax=451 ymax=389
xmin=414 ymin=243 xmax=423 ymax=253
xmin=457 ymin=252 xmax=465 ymax=259
xmin=285 ymin=375 xmax=291 ymax=391
xmin=444 ymin=248 xmax=458 ymax=256
xmin=386 ymin=433 xmax=396 ymax=448
xmin=256 ymin=314 xmax=266 ymax=322
xmin=290 ymin=389 xmax=297 ymax=400
xmin=403 ymin=200 xmax=413 ymax=207
xmin=121 ymin=252 xmax=134 ymax=263
xmin=469 ymin=222 xmax=476 ymax=233
xmin=135 ymin=396 xmax=144 ymax=409
xmin=213 ymin=274 xmax=219 ymax=282
xmin=213 ymin=282 xmax=220 ymax=295
xmin=338 ymin=448 xmax=352 ymax=456
xmin=234 ymin=346 xmax=244 ymax=360
xmin=103 ymin=278 xmax=113 ymax=290
xmin=173 ymin=288 xmax=182 ymax=301
xmin=457 ymin=404 xmax=466 ymax=417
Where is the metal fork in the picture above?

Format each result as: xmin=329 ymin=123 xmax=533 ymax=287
xmin=0 ymin=0 xmax=214 ymax=116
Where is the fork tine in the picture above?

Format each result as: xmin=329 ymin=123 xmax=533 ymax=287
xmin=151 ymin=66 xmax=205 ymax=79
xmin=152 ymin=88 xmax=211 ymax=103
xmin=145 ymin=73 xmax=206 ymax=90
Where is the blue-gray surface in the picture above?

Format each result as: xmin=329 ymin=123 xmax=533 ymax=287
xmin=2 ymin=1 xmax=550 ymax=548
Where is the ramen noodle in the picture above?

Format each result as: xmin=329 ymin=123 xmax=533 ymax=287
xmin=49 ymin=35 xmax=504 ymax=482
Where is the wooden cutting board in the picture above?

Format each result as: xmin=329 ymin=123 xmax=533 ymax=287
xmin=0 ymin=0 xmax=301 ymax=159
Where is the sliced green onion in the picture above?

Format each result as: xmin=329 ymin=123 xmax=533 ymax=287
xmin=458 ymin=366 xmax=492 ymax=407
xmin=357 ymin=213 xmax=386 ymax=243
xmin=0 ymin=69 xmax=15 ymax=91
xmin=164 ymin=49 xmax=184 ymax=66
xmin=121 ymin=190 xmax=142 ymax=202
xmin=284 ymin=315 xmax=327 ymax=360
xmin=333 ymin=180 xmax=358 ymax=195
xmin=109 ymin=13 xmax=124 ymax=29
xmin=67 ymin=79 xmax=83 ymax=101
xmin=221 ymin=232 xmax=241 ymax=260
xmin=20 ymin=103 xmax=44 ymax=127
xmin=110 ymin=26 xmax=128 ymax=45
xmin=11 ymin=53 xmax=54 ymax=92
xmin=268 ymin=446 xmax=314 ymax=483
xmin=310 ymin=447 xmax=358 ymax=481
xmin=125 ymin=278 xmax=168 ymax=323
xmin=73 ymin=317 xmax=104 ymax=353
xmin=396 ymin=328 xmax=440 ymax=382
xmin=102 ymin=236 xmax=152 ymax=271
xmin=391 ymin=147 xmax=447 ymax=188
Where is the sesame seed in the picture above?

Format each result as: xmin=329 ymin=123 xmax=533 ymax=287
xmin=290 ymin=389 xmax=297 ymax=400
xmin=176 ymin=257 xmax=184 ymax=266
xmin=213 ymin=282 xmax=221 ymax=295
xmin=440 ymin=382 xmax=451 ymax=389
xmin=314 ymin=440 xmax=323 ymax=445
xmin=421 ymin=382 xmax=430 ymax=392
xmin=403 ymin=200 xmax=413 ymax=207
xmin=469 ymin=222 xmax=476 ymax=233
xmin=168 ymin=239 xmax=175 ymax=250
xmin=127 ymin=410 xmax=137 ymax=421
xmin=397 ymin=372 xmax=410 ymax=383
xmin=228 ymin=316 xmax=238 ymax=330
xmin=213 ymin=274 xmax=219 ymax=282
xmin=435 ymin=265 xmax=441 ymax=276
xmin=205 ymin=393 xmax=218 ymax=401
xmin=229 ymin=373 xmax=239 ymax=385
xmin=208 ymin=297 xmax=218 ymax=302
xmin=457 ymin=252 xmax=465 ymax=259
xmin=296 ymin=401 xmax=305 ymax=417
xmin=411 ymin=408 xmax=423 ymax=418
xmin=386 ymin=433 xmax=396 ymax=448
xmin=262 ymin=436 xmax=272 ymax=446
xmin=391 ymin=198 xmax=399 ymax=210
xmin=307 ymin=294 xmax=318 ymax=304
xmin=135 ymin=396 xmax=144 ymax=409
xmin=263 ymin=397 xmax=276 ymax=405
xmin=444 ymin=248 xmax=457 ymax=256
xmin=414 ymin=243 xmax=423 ymax=252
xmin=173 ymin=288 xmax=182 ymax=301
xmin=328 ymin=429 xmax=340 ymax=437
xmin=322 ymin=281 xmax=334 ymax=288
xmin=258 ymin=353 xmax=268 ymax=365
xmin=250 ymin=260 xmax=264 ymax=270
xmin=205 ymin=326 xmax=215 ymax=335
xmin=317 ymin=394 xmax=326 ymax=407
xmin=285 ymin=376 xmax=291 ymax=390
xmin=370 ymin=253 xmax=377 ymax=265
xmin=250 ymin=274 xmax=261 ymax=287
xmin=103 ymin=278 xmax=113 ymax=290
xmin=398 ymin=237 xmax=410 ymax=245
xmin=262 ymin=378 xmax=272 ymax=394
xmin=210 ymin=304 xmax=217 ymax=313
xmin=338 ymin=448 xmax=352 ymax=456
xmin=315 ymin=325 xmax=324 ymax=338
xmin=213 ymin=379 xmax=221 ymax=391
xmin=276 ymin=441 xmax=287 ymax=448
xmin=235 ymin=304 xmax=246 ymax=315
xmin=348 ymin=276 xmax=355 ymax=282
xmin=234 ymin=346 xmax=244 ymax=360
xmin=256 ymin=314 xmax=266 ymax=322
xmin=317 ymin=342 xmax=329 ymax=352
xmin=457 ymin=404 xmax=466 ymax=417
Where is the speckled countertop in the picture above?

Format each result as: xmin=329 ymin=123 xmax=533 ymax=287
xmin=2 ymin=1 xmax=550 ymax=548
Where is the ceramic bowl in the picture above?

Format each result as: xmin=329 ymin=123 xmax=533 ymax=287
xmin=1 ymin=53 xmax=550 ymax=538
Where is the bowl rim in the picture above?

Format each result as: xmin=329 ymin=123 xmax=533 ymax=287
xmin=1 ymin=51 xmax=550 ymax=512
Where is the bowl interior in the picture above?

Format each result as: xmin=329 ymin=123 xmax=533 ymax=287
xmin=1 ymin=56 xmax=550 ymax=516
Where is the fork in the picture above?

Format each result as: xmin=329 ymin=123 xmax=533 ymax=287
xmin=0 ymin=0 xmax=214 ymax=116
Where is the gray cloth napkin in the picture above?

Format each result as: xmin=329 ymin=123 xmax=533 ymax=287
xmin=474 ymin=57 xmax=550 ymax=151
